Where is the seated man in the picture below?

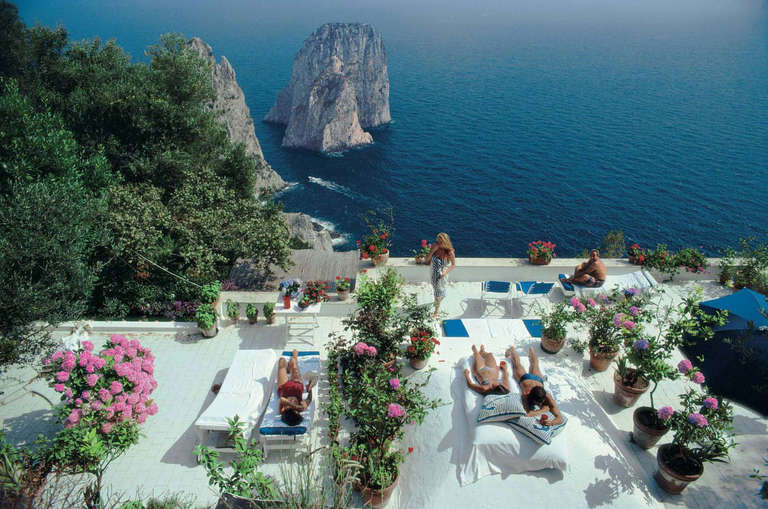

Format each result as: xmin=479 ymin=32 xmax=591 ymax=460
xmin=505 ymin=346 xmax=564 ymax=425
xmin=277 ymin=349 xmax=314 ymax=426
xmin=463 ymin=344 xmax=511 ymax=395
xmin=560 ymin=249 xmax=607 ymax=287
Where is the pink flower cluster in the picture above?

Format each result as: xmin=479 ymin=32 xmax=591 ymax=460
xmin=703 ymin=396 xmax=718 ymax=411
xmin=389 ymin=378 xmax=400 ymax=390
xmin=45 ymin=335 xmax=158 ymax=433
xmin=677 ymin=359 xmax=693 ymax=374
xmin=353 ymin=342 xmax=377 ymax=357
xmin=612 ymin=313 xmax=635 ymax=330
xmin=387 ymin=403 xmax=406 ymax=418
xmin=628 ymin=306 xmax=639 ymax=317
xmin=657 ymin=406 xmax=674 ymax=421
xmin=687 ymin=412 xmax=708 ymax=427
xmin=569 ymin=297 xmax=586 ymax=313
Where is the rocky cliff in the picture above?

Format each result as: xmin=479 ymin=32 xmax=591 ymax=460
xmin=188 ymin=37 xmax=285 ymax=193
xmin=283 ymin=213 xmax=334 ymax=251
xmin=264 ymin=23 xmax=390 ymax=152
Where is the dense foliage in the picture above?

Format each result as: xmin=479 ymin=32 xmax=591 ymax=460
xmin=0 ymin=4 xmax=291 ymax=366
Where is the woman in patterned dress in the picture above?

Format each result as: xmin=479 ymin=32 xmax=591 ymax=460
xmin=425 ymin=232 xmax=456 ymax=318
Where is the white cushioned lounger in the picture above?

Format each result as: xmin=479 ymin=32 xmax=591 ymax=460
xmin=194 ymin=349 xmax=277 ymax=451
xmin=559 ymin=270 xmax=656 ymax=297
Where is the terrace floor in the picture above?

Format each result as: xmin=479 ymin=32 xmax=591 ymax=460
xmin=0 ymin=279 xmax=765 ymax=508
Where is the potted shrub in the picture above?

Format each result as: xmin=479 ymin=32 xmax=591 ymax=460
xmin=654 ymin=388 xmax=735 ymax=494
xmin=357 ymin=210 xmax=393 ymax=266
xmin=412 ymin=239 xmax=431 ymax=264
xmin=404 ymin=329 xmax=439 ymax=369
xmin=352 ymin=443 xmax=402 ymax=509
xmin=303 ymin=280 xmax=330 ymax=305
xmin=279 ymin=278 xmax=302 ymax=309
xmin=568 ymin=293 xmax=632 ymax=371
xmin=246 ymin=303 xmax=259 ymax=324
xmin=540 ymin=301 xmax=571 ymax=354
xmin=630 ymin=289 xmax=727 ymax=447
xmin=335 ymin=276 xmax=351 ymax=301
xmin=263 ymin=302 xmax=275 ymax=325
xmin=628 ymin=243 xmax=646 ymax=265
xmin=643 ymin=244 xmax=679 ymax=280
xmin=675 ymin=247 xmax=708 ymax=275
xmin=527 ymin=240 xmax=556 ymax=265
xmin=200 ymin=281 xmax=222 ymax=305
xmin=226 ymin=300 xmax=240 ymax=323
xmin=195 ymin=303 xmax=218 ymax=338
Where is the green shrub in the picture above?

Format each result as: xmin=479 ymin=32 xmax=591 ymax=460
xmin=194 ymin=303 xmax=216 ymax=329
xmin=226 ymin=300 xmax=239 ymax=320
xmin=246 ymin=303 xmax=259 ymax=321
xmin=262 ymin=302 xmax=275 ymax=318
xmin=199 ymin=281 xmax=221 ymax=305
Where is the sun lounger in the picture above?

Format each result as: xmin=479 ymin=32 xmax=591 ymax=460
xmin=515 ymin=281 xmax=555 ymax=314
xmin=558 ymin=270 xmax=656 ymax=297
xmin=258 ymin=351 xmax=320 ymax=458
xmin=194 ymin=349 xmax=277 ymax=452
xmin=481 ymin=281 xmax=513 ymax=315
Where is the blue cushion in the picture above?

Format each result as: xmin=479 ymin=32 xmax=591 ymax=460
xmin=259 ymin=425 xmax=307 ymax=436
xmin=477 ymin=394 xmax=526 ymax=424
xmin=280 ymin=350 xmax=320 ymax=357
xmin=523 ymin=319 xmax=543 ymax=338
xmin=483 ymin=281 xmax=511 ymax=293
xmin=506 ymin=414 xmax=568 ymax=445
xmin=530 ymin=282 xmax=555 ymax=295
xmin=516 ymin=281 xmax=536 ymax=294
xmin=559 ymin=274 xmax=575 ymax=292
xmin=443 ymin=319 xmax=469 ymax=337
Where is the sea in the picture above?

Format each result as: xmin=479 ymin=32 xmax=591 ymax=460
xmin=17 ymin=0 xmax=768 ymax=257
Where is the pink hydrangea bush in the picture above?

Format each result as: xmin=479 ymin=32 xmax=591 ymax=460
xmin=44 ymin=335 xmax=158 ymax=433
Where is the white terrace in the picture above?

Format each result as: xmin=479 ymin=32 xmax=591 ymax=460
xmin=0 ymin=259 xmax=765 ymax=508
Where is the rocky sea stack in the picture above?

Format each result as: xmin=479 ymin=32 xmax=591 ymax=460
xmin=187 ymin=37 xmax=285 ymax=193
xmin=264 ymin=23 xmax=390 ymax=153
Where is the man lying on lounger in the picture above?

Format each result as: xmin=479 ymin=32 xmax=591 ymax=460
xmin=505 ymin=346 xmax=564 ymax=425
xmin=560 ymin=249 xmax=607 ymax=288
xmin=463 ymin=344 xmax=512 ymax=395
xmin=278 ymin=349 xmax=315 ymax=426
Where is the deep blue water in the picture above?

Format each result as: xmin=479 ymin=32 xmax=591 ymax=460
xmin=18 ymin=0 xmax=768 ymax=256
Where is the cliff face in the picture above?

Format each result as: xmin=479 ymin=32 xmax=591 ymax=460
xmin=264 ymin=23 xmax=390 ymax=152
xmin=188 ymin=37 xmax=285 ymax=193
xmin=283 ymin=213 xmax=333 ymax=251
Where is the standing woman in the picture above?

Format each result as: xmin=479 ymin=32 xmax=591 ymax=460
xmin=425 ymin=232 xmax=456 ymax=318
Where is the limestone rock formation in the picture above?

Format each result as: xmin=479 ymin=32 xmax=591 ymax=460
xmin=283 ymin=213 xmax=333 ymax=252
xmin=264 ymin=23 xmax=390 ymax=152
xmin=188 ymin=37 xmax=285 ymax=193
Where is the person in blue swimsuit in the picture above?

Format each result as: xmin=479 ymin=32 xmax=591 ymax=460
xmin=505 ymin=346 xmax=564 ymax=425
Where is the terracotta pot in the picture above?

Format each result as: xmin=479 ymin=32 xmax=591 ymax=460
xmin=410 ymin=357 xmax=427 ymax=369
xmin=266 ymin=315 xmax=276 ymax=325
xmin=589 ymin=348 xmax=617 ymax=371
xmin=654 ymin=444 xmax=703 ymax=494
xmin=613 ymin=370 xmax=649 ymax=407
xmin=528 ymin=256 xmax=550 ymax=265
xmin=337 ymin=289 xmax=350 ymax=301
xmin=414 ymin=256 xmax=424 ymax=265
xmin=372 ymin=251 xmax=390 ymax=266
xmin=631 ymin=406 xmax=669 ymax=449
xmin=248 ymin=317 xmax=258 ymax=325
xmin=359 ymin=474 xmax=399 ymax=508
xmin=540 ymin=332 xmax=565 ymax=354
xmin=200 ymin=321 xmax=218 ymax=338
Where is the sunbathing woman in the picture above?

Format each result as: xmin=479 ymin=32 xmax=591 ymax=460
xmin=463 ymin=344 xmax=511 ymax=395
xmin=277 ymin=349 xmax=314 ymax=426
xmin=505 ymin=346 xmax=564 ymax=425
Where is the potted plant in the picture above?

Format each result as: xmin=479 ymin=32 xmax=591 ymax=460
xmin=540 ymin=301 xmax=570 ymax=354
xmin=226 ymin=300 xmax=240 ymax=323
xmin=352 ymin=443 xmax=402 ymax=509
xmin=298 ymin=295 xmax=312 ymax=310
xmin=654 ymin=388 xmax=735 ymax=494
xmin=568 ymin=293 xmax=632 ymax=371
xmin=628 ymin=243 xmax=646 ymax=265
xmin=200 ymin=281 xmax=222 ymax=305
xmin=246 ymin=303 xmax=259 ymax=324
xmin=335 ymin=276 xmax=351 ymax=301
xmin=404 ymin=329 xmax=439 ymax=369
xmin=527 ymin=240 xmax=556 ymax=265
xmin=303 ymin=280 xmax=330 ymax=305
xmin=643 ymin=244 xmax=679 ymax=280
xmin=675 ymin=247 xmax=708 ymax=275
xmin=279 ymin=278 xmax=302 ymax=309
xmin=412 ymin=239 xmax=431 ymax=264
xmin=629 ymin=289 xmax=728 ymax=448
xmin=263 ymin=302 xmax=275 ymax=325
xmin=195 ymin=303 xmax=218 ymax=338
xmin=357 ymin=210 xmax=393 ymax=266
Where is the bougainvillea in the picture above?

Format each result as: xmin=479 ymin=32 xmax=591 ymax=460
xmin=44 ymin=335 xmax=158 ymax=433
